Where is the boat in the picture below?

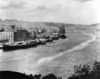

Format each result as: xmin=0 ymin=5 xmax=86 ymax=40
xmin=39 ymin=38 xmax=46 ymax=45
xmin=35 ymin=38 xmax=41 ymax=45
xmin=43 ymin=35 xmax=53 ymax=42
xmin=3 ymin=40 xmax=38 ymax=51
xmin=3 ymin=41 xmax=23 ymax=51
xmin=27 ymin=40 xmax=37 ymax=47
xmin=50 ymin=35 xmax=59 ymax=40
xmin=59 ymin=34 xmax=67 ymax=39
xmin=3 ymin=42 xmax=17 ymax=51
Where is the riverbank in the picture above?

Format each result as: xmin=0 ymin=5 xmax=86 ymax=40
xmin=35 ymin=30 xmax=98 ymax=78
xmin=0 ymin=30 xmax=96 ymax=79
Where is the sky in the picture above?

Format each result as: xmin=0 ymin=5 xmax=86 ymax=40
xmin=0 ymin=0 xmax=100 ymax=24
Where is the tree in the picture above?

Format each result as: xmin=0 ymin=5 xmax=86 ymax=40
xmin=11 ymin=25 xmax=15 ymax=31
xmin=68 ymin=61 xmax=100 ymax=79
xmin=0 ymin=27 xmax=4 ymax=32
xmin=42 ymin=73 xmax=57 ymax=79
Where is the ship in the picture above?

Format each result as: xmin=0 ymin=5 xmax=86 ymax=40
xmin=3 ymin=40 xmax=38 ymax=51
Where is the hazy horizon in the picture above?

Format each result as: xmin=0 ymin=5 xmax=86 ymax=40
xmin=0 ymin=0 xmax=100 ymax=24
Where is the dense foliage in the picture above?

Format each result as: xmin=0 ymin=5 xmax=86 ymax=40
xmin=68 ymin=61 xmax=100 ymax=79
xmin=1 ymin=61 xmax=100 ymax=79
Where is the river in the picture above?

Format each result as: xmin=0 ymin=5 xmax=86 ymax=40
xmin=0 ymin=30 xmax=99 ymax=78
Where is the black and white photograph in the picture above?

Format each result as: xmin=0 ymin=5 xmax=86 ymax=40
xmin=0 ymin=0 xmax=100 ymax=79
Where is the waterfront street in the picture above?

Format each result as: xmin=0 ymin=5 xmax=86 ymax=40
xmin=0 ymin=30 xmax=100 ymax=79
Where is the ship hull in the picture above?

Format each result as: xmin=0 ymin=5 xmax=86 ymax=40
xmin=3 ymin=43 xmax=37 ymax=51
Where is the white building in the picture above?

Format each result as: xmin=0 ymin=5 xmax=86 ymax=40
xmin=0 ymin=32 xmax=14 ymax=42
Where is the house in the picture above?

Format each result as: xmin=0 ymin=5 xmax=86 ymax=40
xmin=14 ymin=30 xmax=29 ymax=42
xmin=29 ymin=30 xmax=37 ymax=39
xmin=0 ymin=31 xmax=14 ymax=43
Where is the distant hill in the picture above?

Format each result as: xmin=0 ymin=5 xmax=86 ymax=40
xmin=0 ymin=19 xmax=99 ymax=31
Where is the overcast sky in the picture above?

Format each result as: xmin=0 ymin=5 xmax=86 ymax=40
xmin=0 ymin=0 xmax=99 ymax=24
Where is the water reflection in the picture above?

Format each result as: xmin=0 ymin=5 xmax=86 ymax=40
xmin=0 ymin=50 xmax=3 ymax=53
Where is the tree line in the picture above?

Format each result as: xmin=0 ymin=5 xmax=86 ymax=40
xmin=0 ymin=61 xmax=100 ymax=79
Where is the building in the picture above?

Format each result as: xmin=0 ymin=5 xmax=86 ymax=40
xmin=0 ymin=32 xmax=14 ymax=43
xmin=28 ymin=29 xmax=38 ymax=39
xmin=45 ymin=26 xmax=59 ymax=34
xmin=14 ymin=30 xmax=29 ymax=41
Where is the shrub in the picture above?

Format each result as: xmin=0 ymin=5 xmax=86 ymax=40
xmin=68 ymin=61 xmax=100 ymax=79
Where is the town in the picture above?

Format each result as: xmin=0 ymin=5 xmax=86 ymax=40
xmin=0 ymin=24 xmax=67 ymax=51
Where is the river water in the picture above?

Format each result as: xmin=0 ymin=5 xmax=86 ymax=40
xmin=0 ymin=30 xmax=99 ymax=78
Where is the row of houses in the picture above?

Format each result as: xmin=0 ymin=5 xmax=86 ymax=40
xmin=0 ymin=28 xmax=59 ymax=43
xmin=0 ymin=24 xmax=65 ymax=43
xmin=0 ymin=30 xmax=29 ymax=43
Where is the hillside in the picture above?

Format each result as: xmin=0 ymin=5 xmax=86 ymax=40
xmin=0 ymin=19 xmax=99 ymax=31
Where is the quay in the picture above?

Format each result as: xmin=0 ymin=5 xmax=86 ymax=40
xmin=0 ymin=24 xmax=67 ymax=51
xmin=2 ymin=33 xmax=67 ymax=51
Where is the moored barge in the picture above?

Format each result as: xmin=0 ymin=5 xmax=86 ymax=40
xmin=3 ymin=40 xmax=38 ymax=51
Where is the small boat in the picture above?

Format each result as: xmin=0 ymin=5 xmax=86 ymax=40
xmin=42 ymin=35 xmax=53 ymax=42
xmin=59 ymin=34 xmax=67 ymax=39
xmin=35 ymin=38 xmax=41 ymax=45
xmin=39 ymin=38 xmax=46 ymax=44
xmin=50 ymin=35 xmax=59 ymax=40
xmin=27 ymin=40 xmax=37 ymax=47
